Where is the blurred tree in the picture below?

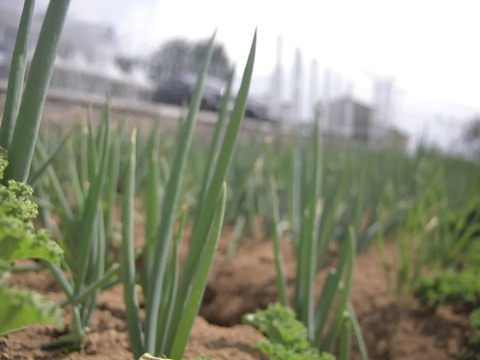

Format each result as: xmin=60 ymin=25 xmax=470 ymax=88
xmin=149 ymin=38 xmax=230 ymax=83
xmin=193 ymin=39 xmax=230 ymax=81
xmin=461 ymin=114 xmax=480 ymax=159
xmin=149 ymin=39 xmax=190 ymax=83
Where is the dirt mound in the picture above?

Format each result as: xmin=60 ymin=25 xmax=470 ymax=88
xmin=201 ymin=233 xmax=471 ymax=360
xmin=200 ymin=236 xmax=298 ymax=327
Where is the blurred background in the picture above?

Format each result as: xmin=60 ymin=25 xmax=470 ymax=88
xmin=0 ymin=0 xmax=478 ymax=156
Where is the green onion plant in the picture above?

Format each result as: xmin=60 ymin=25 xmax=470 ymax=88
xmin=119 ymin=30 xmax=257 ymax=360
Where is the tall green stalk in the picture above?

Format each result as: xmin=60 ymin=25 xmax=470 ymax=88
xmin=5 ymin=0 xmax=71 ymax=182
xmin=0 ymin=0 xmax=35 ymax=151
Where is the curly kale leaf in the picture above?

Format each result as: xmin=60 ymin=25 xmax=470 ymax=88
xmin=0 ymin=216 xmax=62 ymax=264
xmin=414 ymin=269 xmax=480 ymax=308
xmin=0 ymin=154 xmax=63 ymax=265
xmin=243 ymin=303 xmax=335 ymax=360
xmin=0 ymin=150 xmax=64 ymax=335
xmin=0 ymin=286 xmax=63 ymax=334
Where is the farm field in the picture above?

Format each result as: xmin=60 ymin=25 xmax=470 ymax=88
xmin=2 ymin=112 xmax=479 ymax=359
xmin=1 ymin=3 xmax=480 ymax=360
xmin=2 ymin=223 xmax=474 ymax=360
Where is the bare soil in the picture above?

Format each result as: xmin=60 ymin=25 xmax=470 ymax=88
xmin=1 ymin=224 xmax=473 ymax=360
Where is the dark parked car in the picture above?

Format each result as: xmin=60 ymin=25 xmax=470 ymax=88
xmin=244 ymin=98 xmax=272 ymax=122
xmin=152 ymin=74 xmax=226 ymax=111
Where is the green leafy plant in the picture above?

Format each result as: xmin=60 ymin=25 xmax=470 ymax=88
xmin=243 ymin=303 xmax=335 ymax=360
xmin=414 ymin=257 xmax=480 ymax=360
xmin=0 ymin=287 xmax=62 ymax=335
xmin=0 ymin=151 xmax=64 ymax=335
xmin=414 ymin=224 xmax=480 ymax=359
xmin=414 ymin=268 xmax=480 ymax=309
xmin=0 ymin=159 xmax=62 ymax=265
xmin=470 ymin=308 xmax=480 ymax=343
xmin=457 ymin=308 xmax=480 ymax=360
xmin=414 ymin=233 xmax=480 ymax=310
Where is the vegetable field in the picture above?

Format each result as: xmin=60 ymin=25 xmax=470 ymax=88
xmin=1 ymin=2 xmax=480 ymax=360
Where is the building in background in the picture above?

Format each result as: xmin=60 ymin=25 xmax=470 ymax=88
xmin=370 ymin=76 xmax=397 ymax=148
xmin=326 ymin=95 xmax=408 ymax=149
xmin=328 ymin=97 xmax=376 ymax=144
xmin=263 ymin=36 xmax=409 ymax=150
xmin=0 ymin=2 xmax=153 ymax=101
xmin=387 ymin=127 xmax=408 ymax=152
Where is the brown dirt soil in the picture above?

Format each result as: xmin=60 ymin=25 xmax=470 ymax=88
xmin=2 ymin=224 xmax=473 ymax=360
xmin=200 ymin=231 xmax=472 ymax=360
xmin=2 ymin=266 xmax=265 ymax=360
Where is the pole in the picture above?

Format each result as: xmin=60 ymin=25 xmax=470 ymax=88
xmin=344 ymin=81 xmax=354 ymax=138
xmin=292 ymin=47 xmax=302 ymax=123
xmin=322 ymin=68 xmax=332 ymax=131
xmin=309 ymin=59 xmax=319 ymax=121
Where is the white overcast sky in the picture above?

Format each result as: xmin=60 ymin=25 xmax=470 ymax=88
xmin=38 ymin=0 xmax=479 ymax=147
